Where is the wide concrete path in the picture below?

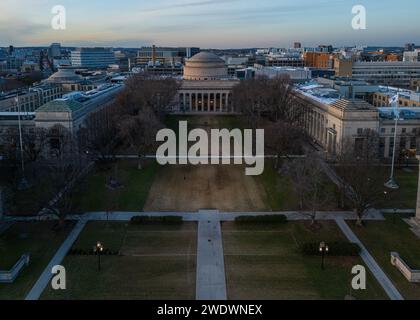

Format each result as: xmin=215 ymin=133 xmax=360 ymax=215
xmin=25 ymin=219 xmax=87 ymax=300
xmin=335 ymin=217 xmax=404 ymax=300
xmin=196 ymin=210 xmax=227 ymax=300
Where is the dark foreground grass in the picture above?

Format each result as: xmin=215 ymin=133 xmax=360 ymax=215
xmin=41 ymin=221 xmax=197 ymax=300
xmin=0 ymin=222 xmax=73 ymax=300
xmin=350 ymin=214 xmax=420 ymax=300
xmin=222 ymin=221 xmax=387 ymax=300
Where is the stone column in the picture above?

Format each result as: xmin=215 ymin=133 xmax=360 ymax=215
xmin=226 ymin=94 xmax=229 ymax=113
xmin=195 ymin=93 xmax=199 ymax=112
xmin=208 ymin=93 xmax=211 ymax=112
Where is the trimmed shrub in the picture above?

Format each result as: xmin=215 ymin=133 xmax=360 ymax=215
xmin=299 ymin=242 xmax=361 ymax=257
xmin=235 ymin=215 xmax=288 ymax=224
xmin=130 ymin=216 xmax=183 ymax=225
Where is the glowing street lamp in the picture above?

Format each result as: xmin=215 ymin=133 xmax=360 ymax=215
xmin=319 ymin=241 xmax=329 ymax=270
xmin=94 ymin=241 xmax=104 ymax=271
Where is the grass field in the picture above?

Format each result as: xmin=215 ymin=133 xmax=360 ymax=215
xmin=71 ymin=160 xmax=159 ymax=212
xmin=42 ymin=221 xmax=197 ymax=300
xmin=376 ymin=168 xmax=418 ymax=209
xmin=144 ymin=164 xmax=270 ymax=212
xmin=259 ymin=160 xmax=341 ymax=211
xmin=222 ymin=221 xmax=387 ymax=300
xmin=349 ymin=214 xmax=420 ymax=300
xmin=0 ymin=222 xmax=73 ymax=300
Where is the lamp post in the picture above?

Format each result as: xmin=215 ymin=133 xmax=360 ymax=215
xmin=385 ymin=93 xmax=402 ymax=190
xmin=319 ymin=241 xmax=329 ymax=270
xmin=15 ymin=94 xmax=29 ymax=190
xmin=94 ymin=241 xmax=104 ymax=271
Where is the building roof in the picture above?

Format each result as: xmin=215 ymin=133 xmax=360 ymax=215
xmin=188 ymin=52 xmax=225 ymax=64
xmin=36 ymin=99 xmax=83 ymax=113
xmin=45 ymin=67 xmax=83 ymax=84
xmin=330 ymin=99 xmax=375 ymax=111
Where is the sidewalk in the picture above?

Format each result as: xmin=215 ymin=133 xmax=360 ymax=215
xmin=335 ymin=217 xmax=404 ymax=300
xmin=25 ymin=219 xmax=87 ymax=300
xmin=195 ymin=210 xmax=227 ymax=300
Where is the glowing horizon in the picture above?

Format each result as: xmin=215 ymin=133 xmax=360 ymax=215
xmin=0 ymin=0 xmax=419 ymax=49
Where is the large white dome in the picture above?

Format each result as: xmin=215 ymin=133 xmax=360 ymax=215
xmin=183 ymin=52 xmax=228 ymax=81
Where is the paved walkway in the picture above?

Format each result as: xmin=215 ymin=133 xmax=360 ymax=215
xmin=21 ymin=210 xmax=390 ymax=300
xmin=335 ymin=217 xmax=404 ymax=300
xmin=25 ymin=219 xmax=87 ymax=300
xmin=195 ymin=210 xmax=227 ymax=300
xmin=6 ymin=210 xmax=385 ymax=223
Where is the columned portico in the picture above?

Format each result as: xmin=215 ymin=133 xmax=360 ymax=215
xmin=176 ymin=51 xmax=239 ymax=114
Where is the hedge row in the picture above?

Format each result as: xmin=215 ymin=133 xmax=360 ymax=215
xmin=299 ymin=242 xmax=361 ymax=257
xmin=68 ymin=248 xmax=119 ymax=256
xmin=130 ymin=216 xmax=183 ymax=224
xmin=234 ymin=215 xmax=288 ymax=224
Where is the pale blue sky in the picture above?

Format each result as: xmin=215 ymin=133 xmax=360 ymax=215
xmin=0 ymin=0 xmax=419 ymax=48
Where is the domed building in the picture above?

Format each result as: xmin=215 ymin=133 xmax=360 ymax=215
xmin=44 ymin=67 xmax=99 ymax=92
xmin=183 ymin=52 xmax=228 ymax=81
xmin=178 ymin=52 xmax=239 ymax=113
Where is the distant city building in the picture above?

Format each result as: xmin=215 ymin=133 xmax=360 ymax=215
xmin=70 ymin=48 xmax=116 ymax=69
xmin=49 ymin=43 xmax=62 ymax=58
xmin=372 ymin=87 xmax=420 ymax=108
xmin=294 ymin=42 xmax=302 ymax=49
xmin=136 ymin=46 xmax=200 ymax=66
xmin=334 ymin=59 xmax=420 ymax=87
xmin=405 ymin=43 xmax=416 ymax=52
xmin=403 ymin=49 xmax=420 ymax=62
xmin=0 ymin=84 xmax=63 ymax=113
xmin=266 ymin=52 xmax=304 ymax=68
xmin=303 ymin=52 xmax=333 ymax=69
xmin=253 ymin=65 xmax=312 ymax=83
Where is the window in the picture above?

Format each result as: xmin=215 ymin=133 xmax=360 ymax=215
xmin=381 ymin=128 xmax=386 ymax=134
xmin=402 ymin=128 xmax=407 ymax=134
xmin=357 ymin=128 xmax=364 ymax=135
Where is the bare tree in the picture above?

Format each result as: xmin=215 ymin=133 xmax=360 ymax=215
xmin=233 ymin=76 xmax=302 ymax=128
xmin=42 ymin=126 xmax=85 ymax=228
xmin=265 ymin=120 xmax=308 ymax=169
xmin=116 ymin=106 xmax=163 ymax=169
xmin=282 ymin=154 xmax=332 ymax=224
xmin=120 ymin=74 xmax=180 ymax=119
xmin=336 ymin=130 xmax=383 ymax=226
xmin=79 ymin=102 xmax=121 ymax=163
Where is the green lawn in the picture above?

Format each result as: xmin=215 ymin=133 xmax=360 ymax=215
xmin=71 ymin=160 xmax=159 ymax=212
xmin=349 ymin=214 xmax=420 ymax=300
xmin=42 ymin=221 xmax=197 ymax=300
xmin=376 ymin=168 xmax=418 ymax=209
xmin=222 ymin=221 xmax=387 ymax=300
xmin=259 ymin=160 xmax=341 ymax=211
xmin=0 ymin=222 xmax=73 ymax=300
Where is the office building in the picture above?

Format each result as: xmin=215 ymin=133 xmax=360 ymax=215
xmin=70 ymin=48 xmax=116 ymax=69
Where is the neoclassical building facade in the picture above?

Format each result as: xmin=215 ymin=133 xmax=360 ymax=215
xmin=177 ymin=52 xmax=239 ymax=113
